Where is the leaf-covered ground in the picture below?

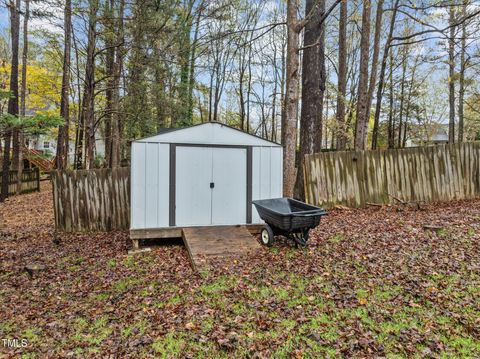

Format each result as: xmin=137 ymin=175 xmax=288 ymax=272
xmin=1 ymin=183 xmax=479 ymax=358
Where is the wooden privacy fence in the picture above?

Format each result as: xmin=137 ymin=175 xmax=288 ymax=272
xmin=51 ymin=168 xmax=130 ymax=232
xmin=0 ymin=168 xmax=40 ymax=195
xmin=304 ymin=142 xmax=480 ymax=208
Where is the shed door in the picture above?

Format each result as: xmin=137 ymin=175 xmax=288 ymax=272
xmin=175 ymin=146 xmax=247 ymax=226
xmin=211 ymin=147 xmax=247 ymax=225
xmin=175 ymin=147 xmax=213 ymax=226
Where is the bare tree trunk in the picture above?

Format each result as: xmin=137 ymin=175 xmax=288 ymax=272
xmin=283 ymin=0 xmax=301 ymax=197
xmin=104 ymin=0 xmax=114 ymax=167
xmin=2 ymin=0 xmax=20 ymax=202
xmin=354 ymin=0 xmax=371 ymax=150
xmin=17 ymin=0 xmax=29 ymax=194
xmin=79 ymin=0 xmax=98 ymax=169
xmin=72 ymin=29 xmax=83 ymax=168
xmin=448 ymin=5 xmax=456 ymax=144
xmin=56 ymin=0 xmax=71 ymax=170
xmin=371 ymin=0 xmax=400 ymax=149
xmin=365 ymin=0 xmax=384 ymax=124
xmin=188 ymin=6 xmax=202 ymax=124
xmin=177 ymin=0 xmax=194 ymax=125
xmin=280 ymin=36 xmax=286 ymax=146
xmin=246 ymin=41 xmax=253 ymax=133
xmin=11 ymin=0 xmax=22 ymax=180
xmin=238 ymin=48 xmax=247 ymax=130
xmin=110 ymin=0 xmax=124 ymax=168
xmin=336 ymin=0 xmax=347 ymax=150
xmin=458 ymin=0 xmax=467 ymax=142
xmin=397 ymin=46 xmax=407 ymax=147
xmin=402 ymin=54 xmax=419 ymax=147
xmin=387 ymin=50 xmax=395 ymax=148
xmin=294 ymin=0 xmax=325 ymax=200
xmin=271 ymin=38 xmax=278 ymax=142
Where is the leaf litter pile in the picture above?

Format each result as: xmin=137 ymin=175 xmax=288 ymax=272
xmin=1 ymin=183 xmax=479 ymax=358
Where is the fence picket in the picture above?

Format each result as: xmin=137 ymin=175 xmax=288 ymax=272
xmin=51 ymin=168 xmax=130 ymax=232
xmin=304 ymin=143 xmax=480 ymax=208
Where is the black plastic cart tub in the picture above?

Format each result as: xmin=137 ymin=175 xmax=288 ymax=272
xmin=253 ymin=198 xmax=327 ymax=246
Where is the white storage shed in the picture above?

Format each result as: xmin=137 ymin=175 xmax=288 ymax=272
xmin=130 ymin=122 xmax=283 ymax=238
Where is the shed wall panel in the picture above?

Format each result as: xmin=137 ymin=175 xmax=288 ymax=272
xmin=131 ymin=143 xmax=146 ymax=229
xmin=270 ymin=147 xmax=283 ymax=197
xmin=251 ymin=147 xmax=283 ymax=223
xmin=145 ymin=143 xmax=159 ymax=228
xmin=156 ymin=144 xmax=170 ymax=228
xmin=252 ymin=147 xmax=262 ymax=223
xmin=130 ymin=143 xmax=170 ymax=230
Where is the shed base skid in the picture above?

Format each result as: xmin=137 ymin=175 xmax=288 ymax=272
xmin=130 ymin=225 xmax=264 ymax=271
xmin=130 ymin=224 xmax=263 ymax=242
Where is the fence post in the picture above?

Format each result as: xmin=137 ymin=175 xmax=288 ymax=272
xmin=36 ymin=167 xmax=40 ymax=192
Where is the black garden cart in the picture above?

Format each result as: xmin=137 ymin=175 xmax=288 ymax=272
xmin=253 ymin=198 xmax=327 ymax=247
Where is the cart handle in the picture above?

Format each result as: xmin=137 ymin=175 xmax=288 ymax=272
xmin=293 ymin=210 xmax=327 ymax=217
xmin=291 ymin=209 xmax=326 ymax=214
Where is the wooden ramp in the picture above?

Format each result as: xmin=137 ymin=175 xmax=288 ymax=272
xmin=182 ymin=226 xmax=261 ymax=271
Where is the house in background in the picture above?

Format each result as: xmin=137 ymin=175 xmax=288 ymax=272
xmin=27 ymin=133 xmax=106 ymax=167
xmin=406 ymin=125 xmax=450 ymax=147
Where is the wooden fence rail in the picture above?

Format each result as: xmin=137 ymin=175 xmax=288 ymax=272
xmin=304 ymin=142 xmax=480 ymax=208
xmin=0 ymin=168 xmax=40 ymax=195
xmin=51 ymin=168 xmax=130 ymax=232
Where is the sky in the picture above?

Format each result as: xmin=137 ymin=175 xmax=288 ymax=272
xmin=1 ymin=0 xmax=477 ymax=131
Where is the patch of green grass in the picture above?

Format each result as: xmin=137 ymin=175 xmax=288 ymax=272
xmin=437 ymin=315 xmax=453 ymax=326
xmin=275 ymin=287 xmax=289 ymax=301
xmin=197 ymin=276 xmax=236 ymax=298
xmin=329 ymin=233 xmax=345 ymax=244
xmin=113 ymin=277 xmax=140 ymax=293
xmin=442 ymin=335 xmax=480 ymax=355
xmin=437 ymin=228 xmax=448 ymax=238
xmin=356 ymin=288 xmax=369 ymax=299
xmin=73 ymin=317 xmax=88 ymax=332
xmin=121 ymin=326 xmax=133 ymax=338
xmin=167 ymin=294 xmax=182 ymax=305
xmin=285 ymin=249 xmax=296 ymax=259
xmin=231 ymin=301 xmax=249 ymax=316
xmin=23 ymin=327 xmax=40 ymax=344
xmin=120 ymin=318 xmax=148 ymax=338
xmin=280 ymin=318 xmax=296 ymax=330
xmin=152 ymin=332 xmax=184 ymax=358
xmin=0 ymin=320 xmax=15 ymax=334
xmin=201 ymin=316 xmax=215 ymax=332
xmin=123 ymin=256 xmax=137 ymax=268
xmin=374 ymin=285 xmax=402 ymax=301
xmin=21 ymin=353 xmax=38 ymax=359
xmin=308 ymin=314 xmax=339 ymax=343
xmin=70 ymin=316 xmax=112 ymax=347
xmin=67 ymin=264 xmax=81 ymax=272
xmin=107 ymin=259 xmax=116 ymax=268
xmin=84 ymin=316 xmax=112 ymax=346
xmin=93 ymin=292 xmax=109 ymax=301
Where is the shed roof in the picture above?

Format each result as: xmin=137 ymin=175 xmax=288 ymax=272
xmin=134 ymin=122 xmax=281 ymax=147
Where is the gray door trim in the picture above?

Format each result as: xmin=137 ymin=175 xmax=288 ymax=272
xmin=169 ymin=144 xmax=176 ymax=226
xmin=169 ymin=143 xmax=253 ymax=227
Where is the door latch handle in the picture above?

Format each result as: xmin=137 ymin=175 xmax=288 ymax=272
xmin=210 ymin=182 xmax=215 ymax=189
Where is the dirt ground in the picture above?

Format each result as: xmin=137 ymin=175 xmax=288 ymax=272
xmin=0 ymin=182 xmax=479 ymax=358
